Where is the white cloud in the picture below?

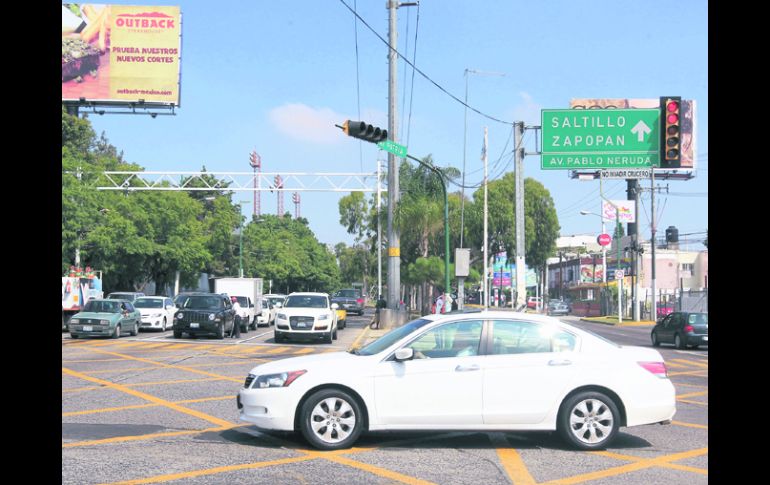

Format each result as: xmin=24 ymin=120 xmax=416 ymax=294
xmin=268 ymin=103 xmax=347 ymax=144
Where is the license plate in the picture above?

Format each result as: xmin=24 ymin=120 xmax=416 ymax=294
xmin=83 ymin=325 xmax=93 ymax=332
xmin=703 ymin=336 xmax=708 ymax=341
xmin=297 ymin=322 xmax=307 ymax=328
xmin=190 ymin=323 xmax=200 ymax=328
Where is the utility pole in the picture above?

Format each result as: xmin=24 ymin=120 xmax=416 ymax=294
xmin=386 ymin=0 xmax=400 ymax=311
xmin=482 ymin=127 xmax=489 ymax=308
xmin=650 ymin=169 xmax=656 ymax=322
xmin=514 ymin=122 xmax=526 ymax=309
xmin=631 ymin=179 xmax=641 ymax=321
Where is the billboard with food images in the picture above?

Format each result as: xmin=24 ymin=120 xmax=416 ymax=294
xmin=62 ymin=4 xmax=181 ymax=106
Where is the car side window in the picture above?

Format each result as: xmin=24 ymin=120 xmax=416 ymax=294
xmin=666 ymin=314 xmax=680 ymax=328
xmin=490 ymin=320 xmax=575 ymax=354
xmin=405 ymin=320 xmax=483 ymax=359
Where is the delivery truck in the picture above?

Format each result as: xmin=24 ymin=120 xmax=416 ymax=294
xmin=213 ymin=277 xmax=264 ymax=331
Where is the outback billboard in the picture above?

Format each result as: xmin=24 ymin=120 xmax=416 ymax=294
xmin=62 ymin=4 xmax=181 ymax=106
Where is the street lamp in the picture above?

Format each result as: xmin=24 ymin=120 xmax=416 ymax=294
xmin=579 ymin=210 xmax=607 ymax=283
xmin=236 ymin=200 xmax=252 ymax=278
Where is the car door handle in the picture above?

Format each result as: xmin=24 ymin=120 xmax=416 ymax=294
xmin=548 ymin=359 xmax=572 ymax=366
xmin=455 ymin=364 xmax=480 ymax=372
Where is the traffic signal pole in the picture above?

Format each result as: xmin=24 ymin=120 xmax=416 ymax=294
xmin=387 ymin=0 xmax=400 ymax=311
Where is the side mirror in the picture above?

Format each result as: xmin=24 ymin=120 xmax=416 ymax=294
xmin=394 ymin=348 xmax=414 ymax=361
xmin=331 ymin=303 xmax=339 ymax=310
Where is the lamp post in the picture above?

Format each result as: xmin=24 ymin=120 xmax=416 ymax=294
xmin=579 ymin=210 xmax=607 ymax=283
xmin=237 ymin=200 xmax=252 ymax=278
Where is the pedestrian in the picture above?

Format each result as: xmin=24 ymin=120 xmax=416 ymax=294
xmin=370 ymin=297 xmax=386 ymax=329
xmin=230 ymin=296 xmax=241 ymax=338
xmin=435 ymin=294 xmax=444 ymax=314
xmin=444 ymin=293 xmax=453 ymax=313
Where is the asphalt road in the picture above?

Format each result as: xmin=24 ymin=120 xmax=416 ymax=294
xmin=62 ymin=310 xmax=707 ymax=485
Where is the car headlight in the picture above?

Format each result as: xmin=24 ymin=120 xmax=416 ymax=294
xmin=176 ymin=312 xmax=184 ymax=319
xmin=151 ymin=313 xmax=162 ymax=318
xmin=100 ymin=320 xmax=109 ymax=325
xmin=277 ymin=313 xmax=287 ymax=320
xmin=70 ymin=319 xmax=79 ymax=324
xmin=252 ymin=370 xmax=307 ymax=389
xmin=208 ymin=313 xmax=216 ymax=321
xmin=318 ymin=314 xmax=328 ymax=320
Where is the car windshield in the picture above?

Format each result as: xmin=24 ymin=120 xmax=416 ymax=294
xmin=285 ymin=295 xmax=328 ymax=308
xmin=83 ymin=300 xmax=120 ymax=313
xmin=334 ymin=290 xmax=358 ymax=298
xmin=688 ymin=313 xmax=708 ymax=325
xmin=134 ymin=299 xmax=163 ymax=308
xmin=184 ymin=296 xmax=224 ymax=309
xmin=356 ymin=318 xmax=433 ymax=356
xmin=267 ymin=297 xmax=285 ymax=305
xmin=234 ymin=296 xmax=249 ymax=306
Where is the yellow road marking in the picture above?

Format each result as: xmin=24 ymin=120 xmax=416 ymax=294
xmin=72 ymin=347 xmax=242 ymax=383
xmin=292 ymin=347 xmax=316 ymax=355
xmin=62 ymin=358 xmax=129 ymax=363
xmin=672 ymin=420 xmax=708 ymax=429
xmin=98 ymin=456 xmax=316 ymax=484
xmin=668 ymin=370 xmax=708 ymax=377
xmin=63 ymin=395 xmax=232 ymax=417
xmin=350 ymin=325 xmax=370 ymax=350
xmin=489 ymin=434 xmax=537 ymax=485
xmin=322 ymin=454 xmax=438 ymax=485
xmin=62 ymin=367 xmax=233 ymax=428
xmin=592 ymin=450 xmax=708 ymax=475
xmin=266 ymin=346 xmax=291 ymax=354
xmin=541 ymin=447 xmax=708 ymax=484
xmin=670 ymin=358 xmax=709 ymax=369
xmin=671 ymin=382 xmax=708 ymax=389
xmin=63 ymin=424 xmax=245 ymax=449
xmin=677 ymin=390 xmax=708 ymax=399
xmin=678 ymin=399 xmax=708 ymax=406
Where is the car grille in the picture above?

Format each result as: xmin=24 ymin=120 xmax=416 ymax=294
xmin=290 ymin=316 xmax=315 ymax=330
xmin=244 ymin=374 xmax=255 ymax=389
xmin=179 ymin=311 xmax=212 ymax=322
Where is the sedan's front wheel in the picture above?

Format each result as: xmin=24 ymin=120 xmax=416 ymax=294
xmin=299 ymin=389 xmax=364 ymax=451
xmin=558 ymin=391 xmax=620 ymax=450
xmin=112 ymin=324 xmax=121 ymax=339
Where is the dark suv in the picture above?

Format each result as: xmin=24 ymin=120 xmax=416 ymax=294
xmin=331 ymin=289 xmax=364 ymax=316
xmin=173 ymin=293 xmax=235 ymax=339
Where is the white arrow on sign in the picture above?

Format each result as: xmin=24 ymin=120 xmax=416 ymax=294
xmin=630 ymin=120 xmax=652 ymax=142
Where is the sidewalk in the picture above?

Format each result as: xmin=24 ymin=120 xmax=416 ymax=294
xmin=349 ymin=323 xmax=389 ymax=350
xmin=580 ymin=316 xmax=656 ymax=327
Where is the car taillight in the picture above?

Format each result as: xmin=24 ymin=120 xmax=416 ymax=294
xmin=356 ymin=298 xmax=364 ymax=305
xmin=638 ymin=361 xmax=668 ymax=378
xmin=684 ymin=325 xmax=694 ymax=333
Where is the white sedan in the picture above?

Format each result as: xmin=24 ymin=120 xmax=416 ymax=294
xmin=134 ymin=296 xmax=177 ymax=331
xmin=239 ymin=311 xmax=675 ymax=451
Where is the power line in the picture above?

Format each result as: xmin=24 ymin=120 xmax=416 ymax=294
xmin=338 ymin=0 xmax=513 ymax=126
xmin=352 ymin=0 xmax=363 ymax=172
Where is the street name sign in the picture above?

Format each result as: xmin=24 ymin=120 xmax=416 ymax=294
xmin=541 ymin=109 xmax=660 ymax=170
xmin=377 ymin=140 xmax=408 ymax=158
xmin=600 ymin=169 xmax=652 ymax=179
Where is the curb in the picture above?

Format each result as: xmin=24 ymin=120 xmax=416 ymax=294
xmin=580 ymin=317 xmax=656 ymax=327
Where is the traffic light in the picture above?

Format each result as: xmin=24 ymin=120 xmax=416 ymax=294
xmin=338 ymin=120 xmax=388 ymax=143
xmin=660 ymin=96 xmax=682 ymax=168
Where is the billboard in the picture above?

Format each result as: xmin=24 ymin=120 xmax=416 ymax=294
xmin=62 ymin=4 xmax=182 ymax=106
xmin=569 ymin=98 xmax=696 ymax=170
xmin=601 ymin=200 xmax=635 ymax=223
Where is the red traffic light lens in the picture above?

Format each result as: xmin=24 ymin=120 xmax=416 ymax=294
xmin=667 ymin=113 xmax=679 ymax=124
xmin=667 ymin=101 xmax=679 ymax=112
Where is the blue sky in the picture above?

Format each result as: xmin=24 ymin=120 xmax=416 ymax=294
xmin=85 ymin=0 xmax=708 ymax=250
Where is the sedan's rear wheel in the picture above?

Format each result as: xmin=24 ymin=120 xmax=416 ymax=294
xmin=299 ymin=389 xmax=363 ymax=451
xmin=558 ymin=391 xmax=620 ymax=450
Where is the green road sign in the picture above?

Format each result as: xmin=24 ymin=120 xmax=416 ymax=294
xmin=377 ymin=139 xmax=407 ymax=158
xmin=541 ymin=109 xmax=660 ymax=170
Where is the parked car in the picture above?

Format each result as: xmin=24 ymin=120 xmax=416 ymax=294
xmin=69 ymin=299 xmax=141 ymax=339
xmin=134 ymin=296 xmax=177 ymax=332
xmin=106 ymin=291 xmax=145 ymax=302
xmin=651 ymin=312 xmax=708 ymax=349
xmin=527 ymin=296 xmax=542 ymax=309
xmin=173 ymin=293 xmax=235 ymax=339
xmin=274 ymin=292 xmax=339 ymax=343
xmin=548 ymin=299 xmax=570 ymax=316
xmin=238 ymin=310 xmax=675 ymax=451
xmin=253 ymin=298 xmax=275 ymax=328
xmin=331 ymin=288 xmax=364 ymax=316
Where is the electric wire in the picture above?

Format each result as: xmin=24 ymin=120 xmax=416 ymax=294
xmin=338 ymin=0 xmax=513 ymax=126
xmin=353 ymin=0 xmax=363 ymax=172
xmin=405 ymin=3 xmax=420 ymax=148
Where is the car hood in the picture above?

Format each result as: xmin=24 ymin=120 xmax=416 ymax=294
xmin=137 ymin=308 xmax=164 ymax=315
xmin=74 ymin=311 xmax=119 ymax=319
xmin=279 ymin=307 xmax=333 ymax=316
xmin=247 ymin=351 xmax=361 ymax=376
